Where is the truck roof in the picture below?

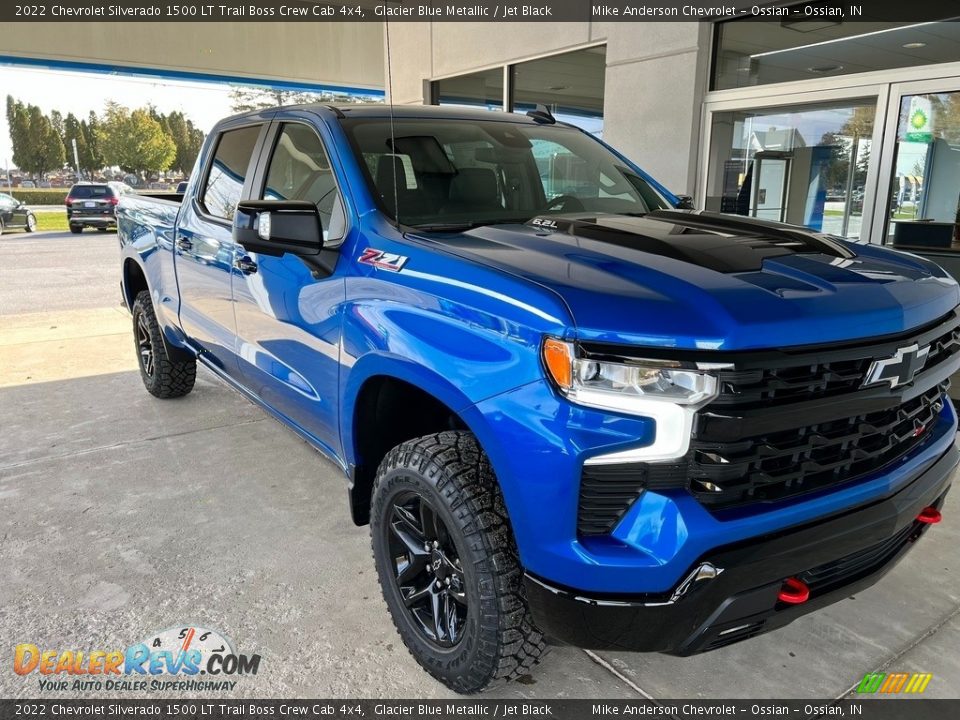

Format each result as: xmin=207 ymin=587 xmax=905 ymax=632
xmin=226 ymin=103 xmax=546 ymax=125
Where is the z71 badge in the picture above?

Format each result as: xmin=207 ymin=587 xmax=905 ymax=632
xmin=358 ymin=248 xmax=409 ymax=272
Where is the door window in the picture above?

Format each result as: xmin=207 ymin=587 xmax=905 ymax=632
xmin=263 ymin=123 xmax=345 ymax=242
xmin=200 ymin=125 xmax=261 ymax=221
xmin=883 ymin=91 xmax=960 ymax=252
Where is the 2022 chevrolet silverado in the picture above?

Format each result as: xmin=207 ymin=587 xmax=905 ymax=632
xmin=118 ymin=104 xmax=959 ymax=693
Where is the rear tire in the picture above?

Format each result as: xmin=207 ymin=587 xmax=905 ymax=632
xmin=0 ymin=218 xmax=4 ymax=236
xmin=69 ymin=225 xmax=82 ymax=235
xmin=370 ymin=431 xmax=548 ymax=693
xmin=131 ymin=290 xmax=196 ymax=398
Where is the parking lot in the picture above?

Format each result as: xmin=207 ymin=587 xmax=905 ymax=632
xmin=1 ymin=230 xmax=959 ymax=701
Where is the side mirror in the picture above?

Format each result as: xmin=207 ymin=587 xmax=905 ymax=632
xmin=233 ymin=200 xmax=323 ymax=258
xmin=675 ymin=194 xmax=695 ymax=210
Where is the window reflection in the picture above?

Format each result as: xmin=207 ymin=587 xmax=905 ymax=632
xmin=885 ymin=91 xmax=960 ymax=251
xmin=706 ymin=101 xmax=875 ymax=239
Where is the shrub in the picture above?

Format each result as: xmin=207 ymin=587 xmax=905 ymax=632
xmin=9 ymin=189 xmax=68 ymax=205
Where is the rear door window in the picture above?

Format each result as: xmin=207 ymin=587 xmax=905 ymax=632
xmin=200 ymin=125 xmax=262 ymax=221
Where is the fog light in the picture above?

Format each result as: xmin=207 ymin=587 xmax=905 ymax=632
xmin=777 ymin=577 xmax=810 ymax=605
xmin=917 ymin=506 xmax=942 ymax=525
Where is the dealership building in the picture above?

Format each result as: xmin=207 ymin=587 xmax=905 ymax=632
xmin=3 ymin=9 xmax=960 ymax=269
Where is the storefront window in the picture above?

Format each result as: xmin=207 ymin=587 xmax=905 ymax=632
xmin=714 ymin=15 xmax=960 ymax=92
xmin=434 ymin=68 xmax=504 ymax=110
xmin=511 ymin=46 xmax=606 ymax=136
xmin=884 ymin=91 xmax=960 ymax=252
xmin=705 ymin=100 xmax=875 ymax=239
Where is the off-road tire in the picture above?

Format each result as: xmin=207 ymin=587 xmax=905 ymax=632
xmin=370 ymin=431 xmax=548 ymax=693
xmin=69 ymin=225 xmax=83 ymax=234
xmin=131 ymin=290 xmax=196 ymax=398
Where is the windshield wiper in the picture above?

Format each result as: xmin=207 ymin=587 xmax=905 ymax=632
xmin=408 ymin=218 xmax=532 ymax=233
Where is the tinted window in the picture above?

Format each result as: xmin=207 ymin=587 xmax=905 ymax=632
xmin=70 ymin=185 xmax=112 ymax=199
xmin=263 ymin=123 xmax=345 ymax=241
xmin=200 ymin=125 xmax=261 ymax=221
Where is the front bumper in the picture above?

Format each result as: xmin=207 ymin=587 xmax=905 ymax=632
xmin=525 ymin=442 xmax=956 ymax=654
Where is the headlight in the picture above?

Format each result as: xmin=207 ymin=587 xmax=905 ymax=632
xmin=541 ymin=338 xmax=718 ymax=414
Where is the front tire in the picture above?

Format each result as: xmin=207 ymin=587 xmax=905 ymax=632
xmin=371 ymin=431 xmax=547 ymax=693
xmin=25 ymin=213 xmax=36 ymax=232
xmin=131 ymin=290 xmax=196 ymax=398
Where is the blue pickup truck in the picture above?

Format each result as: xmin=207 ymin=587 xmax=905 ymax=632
xmin=118 ymin=104 xmax=958 ymax=693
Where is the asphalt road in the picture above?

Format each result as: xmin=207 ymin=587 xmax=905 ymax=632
xmin=1 ymin=230 xmax=959 ymax=700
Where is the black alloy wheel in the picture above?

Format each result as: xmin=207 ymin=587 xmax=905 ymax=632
xmin=370 ymin=432 xmax=548 ymax=693
xmin=385 ymin=491 xmax=468 ymax=647
xmin=135 ymin=311 xmax=155 ymax=379
xmin=131 ymin=290 xmax=196 ymax=398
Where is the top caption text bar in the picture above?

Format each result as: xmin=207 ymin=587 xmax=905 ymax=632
xmin=3 ymin=0 xmax=958 ymax=23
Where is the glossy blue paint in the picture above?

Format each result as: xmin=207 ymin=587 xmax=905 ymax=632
xmin=119 ymin=104 xmax=959 ymax=597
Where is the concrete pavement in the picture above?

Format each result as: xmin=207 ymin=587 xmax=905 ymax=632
xmin=1 ymin=230 xmax=958 ymax=700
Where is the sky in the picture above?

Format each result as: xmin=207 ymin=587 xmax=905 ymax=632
xmin=0 ymin=64 xmax=246 ymax=169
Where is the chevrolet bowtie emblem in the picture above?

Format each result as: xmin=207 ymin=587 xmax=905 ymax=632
xmin=863 ymin=344 xmax=930 ymax=389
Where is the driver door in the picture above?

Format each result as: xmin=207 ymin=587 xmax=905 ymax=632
xmin=232 ymin=117 xmax=348 ymax=456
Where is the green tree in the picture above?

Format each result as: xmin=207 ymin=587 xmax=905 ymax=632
xmin=5 ymin=97 xmax=65 ymax=178
xmin=99 ymin=102 xmax=176 ymax=178
xmin=163 ymin=111 xmax=205 ymax=175
xmin=84 ymin=111 xmax=105 ymax=172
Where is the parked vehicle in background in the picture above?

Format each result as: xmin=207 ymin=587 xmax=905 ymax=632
xmin=65 ymin=181 xmax=132 ymax=234
xmin=0 ymin=192 xmax=37 ymax=234
xmin=21 ymin=180 xmax=35 ymax=188
xmin=176 ymin=181 xmax=188 ymax=194
xmin=118 ymin=104 xmax=959 ymax=693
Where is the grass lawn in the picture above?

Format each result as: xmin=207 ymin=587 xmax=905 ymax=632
xmin=34 ymin=213 xmax=69 ymax=232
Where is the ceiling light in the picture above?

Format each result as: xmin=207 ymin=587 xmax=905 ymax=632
xmin=751 ymin=21 xmax=942 ymax=59
xmin=808 ymin=64 xmax=844 ymax=73
xmin=902 ymin=41 xmax=928 ymax=48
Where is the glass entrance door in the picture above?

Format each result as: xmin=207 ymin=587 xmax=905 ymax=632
xmin=878 ymin=84 xmax=960 ymax=254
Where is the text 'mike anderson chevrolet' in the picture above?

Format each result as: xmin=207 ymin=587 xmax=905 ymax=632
xmin=117 ymin=104 xmax=958 ymax=693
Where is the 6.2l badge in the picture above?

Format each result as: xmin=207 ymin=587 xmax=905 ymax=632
xmin=359 ymin=248 xmax=408 ymax=272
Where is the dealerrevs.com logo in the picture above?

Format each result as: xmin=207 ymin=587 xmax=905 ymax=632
xmin=13 ymin=625 xmax=261 ymax=692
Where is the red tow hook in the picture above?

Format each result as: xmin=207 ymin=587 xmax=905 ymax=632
xmin=917 ymin=506 xmax=942 ymax=525
xmin=777 ymin=577 xmax=810 ymax=605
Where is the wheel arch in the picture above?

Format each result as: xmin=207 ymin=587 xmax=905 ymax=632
xmin=342 ymin=357 xmax=507 ymax=527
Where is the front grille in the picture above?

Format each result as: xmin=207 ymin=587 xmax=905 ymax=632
xmin=713 ymin=319 xmax=960 ymax=409
xmin=689 ymin=383 xmax=947 ymax=509
xmin=576 ymin=311 xmax=960 ymax=531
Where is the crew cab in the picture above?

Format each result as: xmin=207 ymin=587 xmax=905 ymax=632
xmin=118 ymin=104 xmax=959 ymax=693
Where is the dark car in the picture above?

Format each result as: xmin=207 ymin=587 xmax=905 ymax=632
xmin=0 ymin=192 xmax=37 ymax=235
xmin=65 ymin=182 xmax=130 ymax=234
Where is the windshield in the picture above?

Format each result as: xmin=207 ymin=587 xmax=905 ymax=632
xmin=342 ymin=118 xmax=672 ymax=230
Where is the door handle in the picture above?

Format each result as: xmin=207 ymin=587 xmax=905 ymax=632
xmin=175 ymin=236 xmax=193 ymax=251
xmin=234 ymin=256 xmax=258 ymax=275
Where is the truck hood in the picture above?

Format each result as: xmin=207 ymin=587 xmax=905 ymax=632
xmin=415 ymin=210 xmax=960 ymax=350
